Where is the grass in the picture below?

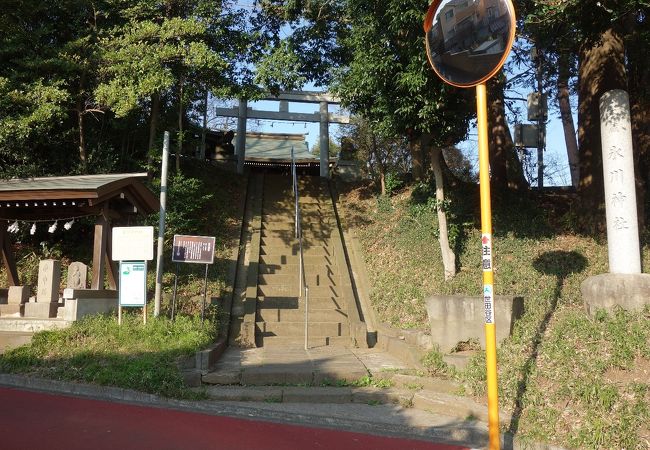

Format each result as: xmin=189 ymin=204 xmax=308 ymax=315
xmin=341 ymin=181 xmax=650 ymax=449
xmin=0 ymin=313 xmax=216 ymax=399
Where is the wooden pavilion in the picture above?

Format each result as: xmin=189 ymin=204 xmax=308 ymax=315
xmin=0 ymin=173 xmax=159 ymax=290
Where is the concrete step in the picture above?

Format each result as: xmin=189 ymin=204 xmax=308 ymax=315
xmin=258 ymin=296 xmax=346 ymax=310
xmin=262 ymin=215 xmax=334 ymax=224
xmin=263 ymin=222 xmax=336 ymax=232
xmin=256 ymin=321 xmax=349 ymax=337
xmin=257 ymin=308 xmax=348 ymax=323
xmin=260 ymin=336 xmax=351 ymax=348
xmin=260 ymin=237 xmax=332 ymax=249
xmin=259 ymin=254 xmax=337 ymax=267
xmin=258 ymin=285 xmax=340 ymax=298
xmin=264 ymin=204 xmax=334 ymax=212
xmin=260 ymin=246 xmax=333 ymax=257
xmin=261 ymin=229 xmax=334 ymax=241
xmin=259 ymin=264 xmax=336 ymax=278
xmin=258 ymin=273 xmax=338 ymax=287
xmin=262 ymin=214 xmax=335 ymax=223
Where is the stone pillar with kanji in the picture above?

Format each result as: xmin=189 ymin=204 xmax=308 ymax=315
xmin=582 ymin=90 xmax=650 ymax=315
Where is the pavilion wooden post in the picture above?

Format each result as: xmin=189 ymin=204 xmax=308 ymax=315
xmin=0 ymin=221 xmax=19 ymax=286
xmin=104 ymin=226 xmax=117 ymax=290
xmin=91 ymin=214 xmax=110 ymax=290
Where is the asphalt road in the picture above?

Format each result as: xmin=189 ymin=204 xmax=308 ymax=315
xmin=0 ymin=387 xmax=469 ymax=450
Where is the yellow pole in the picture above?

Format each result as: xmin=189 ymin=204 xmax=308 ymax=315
xmin=476 ymin=82 xmax=500 ymax=450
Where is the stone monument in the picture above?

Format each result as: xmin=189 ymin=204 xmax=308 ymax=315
xmin=582 ymin=90 xmax=650 ymax=316
xmin=24 ymin=259 xmax=61 ymax=318
xmin=67 ymin=262 xmax=88 ymax=290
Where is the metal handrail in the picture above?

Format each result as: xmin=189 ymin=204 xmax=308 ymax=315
xmin=291 ymin=148 xmax=310 ymax=350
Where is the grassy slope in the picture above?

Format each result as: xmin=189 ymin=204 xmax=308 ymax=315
xmin=342 ymin=182 xmax=650 ymax=449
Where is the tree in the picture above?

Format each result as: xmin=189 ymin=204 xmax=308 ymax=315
xmin=328 ymin=0 xmax=478 ymax=278
xmin=0 ymin=0 xmax=110 ymax=175
xmin=522 ymin=0 xmax=649 ymax=226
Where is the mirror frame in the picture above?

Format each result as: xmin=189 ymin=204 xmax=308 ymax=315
xmin=423 ymin=0 xmax=516 ymax=88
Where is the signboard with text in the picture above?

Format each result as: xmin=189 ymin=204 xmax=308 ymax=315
xmin=172 ymin=235 xmax=216 ymax=264
xmin=112 ymin=226 xmax=154 ymax=261
xmin=119 ymin=261 xmax=147 ymax=307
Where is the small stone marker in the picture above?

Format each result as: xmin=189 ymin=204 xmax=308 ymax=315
xmin=8 ymin=286 xmax=30 ymax=304
xmin=0 ymin=287 xmax=29 ymax=317
xmin=67 ymin=262 xmax=87 ymax=289
xmin=37 ymin=259 xmax=61 ymax=303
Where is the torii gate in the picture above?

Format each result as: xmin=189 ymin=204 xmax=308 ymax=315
xmin=215 ymin=91 xmax=350 ymax=177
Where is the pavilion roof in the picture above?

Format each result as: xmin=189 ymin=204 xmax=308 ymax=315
xmin=0 ymin=173 xmax=159 ymax=221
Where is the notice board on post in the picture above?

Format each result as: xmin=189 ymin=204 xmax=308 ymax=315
xmin=172 ymin=235 xmax=215 ymax=264
xmin=119 ymin=261 xmax=147 ymax=306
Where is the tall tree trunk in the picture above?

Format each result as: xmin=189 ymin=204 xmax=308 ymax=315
xmin=557 ymin=53 xmax=579 ymax=188
xmin=77 ymin=106 xmax=87 ymax=174
xmin=577 ymin=28 xmax=627 ymax=219
xmin=427 ymin=138 xmax=456 ymax=280
xmin=625 ymin=14 xmax=649 ymax=231
xmin=147 ymin=93 xmax=161 ymax=177
xmin=410 ymin=135 xmax=425 ymax=181
xmin=200 ymin=88 xmax=209 ymax=160
xmin=371 ymin=135 xmax=386 ymax=195
xmin=176 ymin=77 xmax=184 ymax=172
xmin=487 ymin=76 xmax=528 ymax=191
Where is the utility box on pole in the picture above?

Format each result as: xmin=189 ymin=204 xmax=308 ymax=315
xmin=527 ymin=92 xmax=548 ymax=121
xmin=514 ymin=124 xmax=540 ymax=148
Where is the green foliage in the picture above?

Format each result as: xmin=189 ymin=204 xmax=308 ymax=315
xmin=254 ymin=40 xmax=307 ymax=93
xmin=421 ymin=347 xmax=456 ymax=378
xmin=384 ymin=172 xmax=403 ymax=196
xmin=348 ymin=375 xmax=393 ymax=389
xmin=331 ymin=0 xmax=473 ymax=143
xmin=150 ymin=173 xmax=214 ymax=238
xmin=0 ymin=314 xmax=215 ymax=399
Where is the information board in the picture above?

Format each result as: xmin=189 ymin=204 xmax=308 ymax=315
xmin=172 ymin=235 xmax=216 ymax=264
xmin=112 ymin=226 xmax=155 ymax=261
xmin=119 ymin=261 xmax=147 ymax=306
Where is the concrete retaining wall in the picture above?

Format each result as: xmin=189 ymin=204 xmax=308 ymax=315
xmin=425 ymin=295 xmax=524 ymax=353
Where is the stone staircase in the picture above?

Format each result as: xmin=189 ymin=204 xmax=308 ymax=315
xmin=255 ymin=174 xmax=353 ymax=348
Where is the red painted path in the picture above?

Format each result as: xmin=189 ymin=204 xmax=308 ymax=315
xmin=0 ymin=387 xmax=468 ymax=450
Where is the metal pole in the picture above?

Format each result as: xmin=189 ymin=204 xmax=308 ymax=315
xmin=172 ymin=263 xmax=179 ymax=321
xmin=304 ymin=286 xmax=309 ymax=350
xmin=476 ymin=83 xmax=500 ymax=450
xmin=202 ymin=263 xmax=209 ymax=323
xmin=154 ymin=131 xmax=170 ymax=317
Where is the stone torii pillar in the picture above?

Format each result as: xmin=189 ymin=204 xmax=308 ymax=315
xmin=319 ymin=101 xmax=330 ymax=178
xmin=235 ymin=99 xmax=248 ymax=175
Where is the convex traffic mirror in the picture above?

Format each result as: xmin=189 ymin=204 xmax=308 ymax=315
xmin=424 ymin=0 xmax=516 ymax=88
